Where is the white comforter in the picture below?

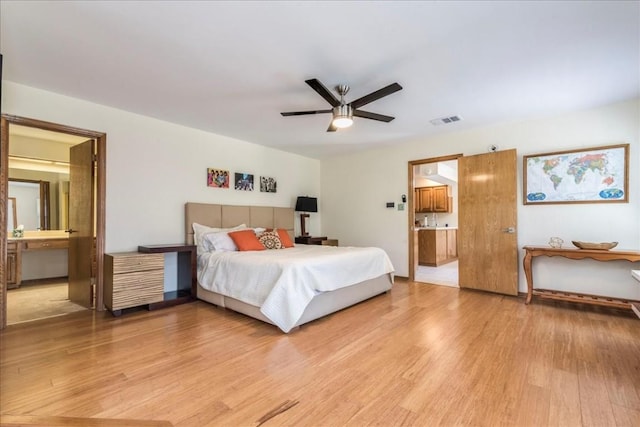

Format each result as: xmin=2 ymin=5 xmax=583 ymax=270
xmin=197 ymin=244 xmax=394 ymax=332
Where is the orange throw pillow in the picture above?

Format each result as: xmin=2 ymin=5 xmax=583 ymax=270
xmin=276 ymin=229 xmax=294 ymax=248
xmin=228 ymin=229 xmax=265 ymax=251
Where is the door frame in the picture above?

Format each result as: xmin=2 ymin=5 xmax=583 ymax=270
xmin=0 ymin=114 xmax=107 ymax=329
xmin=408 ymin=153 xmax=462 ymax=282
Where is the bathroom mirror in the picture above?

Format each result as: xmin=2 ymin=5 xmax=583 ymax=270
xmin=7 ymin=197 xmax=17 ymax=231
xmin=8 ymin=179 xmax=52 ymax=230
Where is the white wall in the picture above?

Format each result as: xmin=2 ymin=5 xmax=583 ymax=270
xmin=321 ymin=98 xmax=640 ymax=298
xmin=2 ymin=82 xmax=322 ymax=253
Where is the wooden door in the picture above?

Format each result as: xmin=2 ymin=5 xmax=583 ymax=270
xmin=68 ymin=140 xmax=95 ymax=307
xmin=458 ymin=149 xmax=518 ymax=295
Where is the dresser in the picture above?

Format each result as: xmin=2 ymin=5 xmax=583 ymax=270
xmin=104 ymin=252 xmax=165 ymax=315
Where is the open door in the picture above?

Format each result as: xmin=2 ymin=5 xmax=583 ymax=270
xmin=68 ymin=139 xmax=95 ymax=308
xmin=458 ymin=149 xmax=518 ymax=295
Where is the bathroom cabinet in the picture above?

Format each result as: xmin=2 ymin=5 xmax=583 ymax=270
xmin=415 ymin=185 xmax=451 ymax=213
xmin=418 ymin=228 xmax=458 ymax=267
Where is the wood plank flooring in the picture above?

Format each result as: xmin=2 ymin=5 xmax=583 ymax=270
xmin=1 ymin=279 xmax=638 ymax=426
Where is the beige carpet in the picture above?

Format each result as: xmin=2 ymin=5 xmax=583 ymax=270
xmin=7 ymin=282 xmax=87 ymax=325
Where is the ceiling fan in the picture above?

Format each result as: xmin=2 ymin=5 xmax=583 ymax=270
xmin=281 ymin=79 xmax=403 ymax=132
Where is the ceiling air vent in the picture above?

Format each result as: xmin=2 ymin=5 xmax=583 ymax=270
xmin=430 ymin=115 xmax=462 ymax=126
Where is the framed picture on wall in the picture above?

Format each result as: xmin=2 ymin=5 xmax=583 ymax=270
xmin=207 ymin=168 xmax=229 ymax=188
xmin=234 ymin=173 xmax=254 ymax=191
xmin=260 ymin=176 xmax=277 ymax=193
xmin=523 ymin=143 xmax=629 ymax=204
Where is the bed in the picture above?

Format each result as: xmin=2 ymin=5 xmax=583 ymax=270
xmin=185 ymin=202 xmax=394 ymax=332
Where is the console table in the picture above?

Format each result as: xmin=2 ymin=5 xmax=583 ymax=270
xmin=523 ymin=246 xmax=640 ymax=311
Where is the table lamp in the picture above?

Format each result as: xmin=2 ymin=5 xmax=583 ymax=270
xmin=295 ymin=196 xmax=317 ymax=237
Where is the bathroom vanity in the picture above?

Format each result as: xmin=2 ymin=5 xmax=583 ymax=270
xmin=7 ymin=230 xmax=69 ymax=289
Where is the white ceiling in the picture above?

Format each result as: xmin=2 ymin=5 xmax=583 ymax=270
xmin=1 ymin=1 xmax=638 ymax=159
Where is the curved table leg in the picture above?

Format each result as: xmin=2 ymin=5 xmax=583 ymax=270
xmin=523 ymin=250 xmax=534 ymax=304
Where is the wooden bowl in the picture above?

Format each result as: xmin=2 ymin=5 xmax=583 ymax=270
xmin=572 ymin=241 xmax=618 ymax=250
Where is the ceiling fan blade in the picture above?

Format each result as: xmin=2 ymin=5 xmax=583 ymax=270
xmin=306 ymin=79 xmax=341 ymax=107
xmin=281 ymin=109 xmax=332 ymax=116
xmin=353 ymin=110 xmax=395 ymax=122
xmin=349 ymin=82 xmax=402 ymax=110
xmin=327 ymin=121 xmax=337 ymax=132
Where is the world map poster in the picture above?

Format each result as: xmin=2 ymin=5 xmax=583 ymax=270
xmin=524 ymin=144 xmax=628 ymax=204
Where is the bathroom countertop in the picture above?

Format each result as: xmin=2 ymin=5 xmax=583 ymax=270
xmin=8 ymin=230 xmax=69 ymax=241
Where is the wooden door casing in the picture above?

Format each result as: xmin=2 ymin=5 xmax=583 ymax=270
xmin=458 ymin=149 xmax=518 ymax=296
xmin=407 ymin=154 xmax=463 ymax=283
xmin=0 ymin=115 xmax=106 ymax=329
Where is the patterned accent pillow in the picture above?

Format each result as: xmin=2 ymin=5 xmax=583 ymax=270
xmin=258 ymin=231 xmax=283 ymax=250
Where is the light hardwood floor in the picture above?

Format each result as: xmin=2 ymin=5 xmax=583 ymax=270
xmin=1 ymin=279 xmax=638 ymax=427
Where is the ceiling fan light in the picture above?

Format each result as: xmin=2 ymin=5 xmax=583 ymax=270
xmin=332 ymin=116 xmax=353 ymax=128
xmin=332 ymin=104 xmax=353 ymax=128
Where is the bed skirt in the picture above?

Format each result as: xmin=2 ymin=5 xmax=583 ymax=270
xmin=197 ymin=273 xmax=393 ymax=330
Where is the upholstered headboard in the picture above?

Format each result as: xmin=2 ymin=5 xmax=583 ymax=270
xmin=185 ymin=203 xmax=295 ymax=245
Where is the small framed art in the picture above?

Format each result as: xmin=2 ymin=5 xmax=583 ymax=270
xmin=260 ymin=176 xmax=277 ymax=193
xmin=207 ymin=168 xmax=229 ymax=188
xmin=235 ymin=173 xmax=254 ymax=191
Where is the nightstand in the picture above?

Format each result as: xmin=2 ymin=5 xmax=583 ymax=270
xmin=295 ymin=236 xmax=339 ymax=246
xmin=104 ymin=252 xmax=165 ymax=316
xmin=104 ymin=244 xmax=196 ymax=316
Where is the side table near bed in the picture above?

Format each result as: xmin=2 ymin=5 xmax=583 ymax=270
xmin=104 ymin=244 xmax=196 ymax=316
xmin=295 ymin=236 xmax=339 ymax=246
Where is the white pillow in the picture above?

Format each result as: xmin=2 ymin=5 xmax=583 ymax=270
xmin=203 ymin=231 xmax=238 ymax=252
xmin=192 ymin=222 xmax=246 ymax=254
xmin=252 ymin=227 xmax=267 ymax=234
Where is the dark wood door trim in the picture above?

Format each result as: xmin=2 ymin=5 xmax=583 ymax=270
xmin=0 ymin=114 xmax=107 ymax=329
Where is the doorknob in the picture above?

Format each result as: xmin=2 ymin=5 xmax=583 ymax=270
xmin=502 ymin=227 xmax=515 ymax=234
xmin=65 ymin=229 xmax=77 ymax=234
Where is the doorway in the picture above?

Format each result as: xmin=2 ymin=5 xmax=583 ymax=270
xmin=408 ymin=149 xmax=519 ymax=296
xmin=0 ymin=115 xmax=106 ymax=329
xmin=408 ymin=154 xmax=462 ymax=286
